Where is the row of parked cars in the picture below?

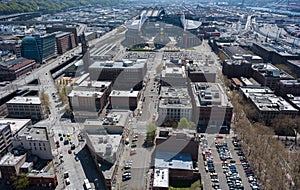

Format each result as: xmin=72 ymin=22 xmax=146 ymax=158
xmin=232 ymin=137 xmax=260 ymax=190
xmin=216 ymin=137 xmax=244 ymax=190
xmin=122 ymin=160 xmax=133 ymax=181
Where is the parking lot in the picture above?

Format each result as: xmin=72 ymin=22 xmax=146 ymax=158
xmin=199 ymin=134 xmax=260 ymax=190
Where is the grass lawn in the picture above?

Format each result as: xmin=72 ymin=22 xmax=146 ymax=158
xmin=169 ymin=179 xmax=201 ymax=190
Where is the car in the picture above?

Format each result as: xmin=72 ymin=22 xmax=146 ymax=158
xmin=56 ymin=144 xmax=60 ymax=148
xmin=60 ymin=137 xmax=63 ymax=141
xmin=122 ymin=175 xmax=131 ymax=181
xmin=55 ymin=140 xmax=59 ymax=145
xmin=65 ymin=178 xmax=70 ymax=185
xmin=75 ymin=156 xmax=79 ymax=161
xmin=64 ymin=140 xmax=69 ymax=145
xmin=63 ymin=134 xmax=66 ymax=137
xmin=71 ymin=144 xmax=75 ymax=150
xmin=131 ymin=144 xmax=137 ymax=148
xmin=124 ymin=164 xmax=131 ymax=170
xmin=58 ymin=133 xmax=62 ymax=137
xmin=68 ymin=149 xmax=72 ymax=154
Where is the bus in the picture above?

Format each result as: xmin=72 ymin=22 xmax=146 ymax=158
xmin=83 ymin=179 xmax=92 ymax=190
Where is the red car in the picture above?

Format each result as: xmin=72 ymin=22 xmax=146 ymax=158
xmin=68 ymin=149 xmax=72 ymax=154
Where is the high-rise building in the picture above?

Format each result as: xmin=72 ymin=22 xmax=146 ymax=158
xmin=21 ymin=34 xmax=56 ymax=63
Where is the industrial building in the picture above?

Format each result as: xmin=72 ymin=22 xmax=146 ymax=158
xmin=0 ymin=57 xmax=36 ymax=81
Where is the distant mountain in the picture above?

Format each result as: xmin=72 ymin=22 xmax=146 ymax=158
xmin=0 ymin=0 xmax=120 ymax=15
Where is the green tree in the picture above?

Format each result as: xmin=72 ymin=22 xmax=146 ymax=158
xmin=177 ymin=117 xmax=195 ymax=129
xmin=11 ymin=174 xmax=30 ymax=190
xmin=146 ymin=123 xmax=157 ymax=147
xmin=39 ymin=90 xmax=50 ymax=114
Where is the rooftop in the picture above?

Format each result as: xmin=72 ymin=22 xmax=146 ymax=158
xmin=252 ymin=63 xmax=293 ymax=79
xmin=0 ymin=118 xmax=31 ymax=135
xmin=7 ymin=96 xmax=41 ymax=105
xmin=79 ymin=80 xmax=111 ymax=89
xmin=0 ymin=57 xmax=35 ymax=70
xmin=159 ymin=87 xmax=192 ymax=109
xmin=0 ymin=152 xmax=26 ymax=166
xmin=192 ymin=82 xmax=232 ymax=107
xmin=18 ymin=126 xmax=48 ymax=141
xmin=155 ymin=152 xmax=193 ymax=170
xmin=187 ymin=62 xmax=217 ymax=73
xmin=89 ymin=59 xmax=147 ymax=69
xmin=153 ymin=168 xmax=169 ymax=188
xmin=240 ymin=86 xmax=274 ymax=99
xmin=68 ymin=90 xmax=104 ymax=98
xmin=109 ymin=90 xmax=139 ymax=98
xmin=162 ymin=66 xmax=186 ymax=78
xmin=249 ymin=93 xmax=297 ymax=112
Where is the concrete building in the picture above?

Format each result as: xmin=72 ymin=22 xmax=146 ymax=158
xmin=109 ymin=90 xmax=140 ymax=110
xmin=55 ymin=32 xmax=76 ymax=55
xmin=153 ymin=129 xmax=199 ymax=184
xmin=0 ymin=118 xmax=31 ymax=135
xmin=0 ymin=152 xmax=57 ymax=188
xmin=0 ymin=57 xmax=36 ymax=81
xmin=84 ymin=110 xmax=129 ymax=134
xmin=276 ymin=79 xmax=300 ymax=97
xmin=240 ymin=87 xmax=298 ymax=123
xmin=191 ymin=82 xmax=233 ymax=133
xmin=21 ymin=34 xmax=56 ymax=63
xmin=252 ymin=63 xmax=294 ymax=90
xmin=12 ymin=126 xmax=52 ymax=160
xmin=0 ymin=40 xmax=22 ymax=55
xmin=158 ymin=87 xmax=192 ymax=125
xmin=84 ymin=126 xmax=123 ymax=189
xmin=46 ymin=24 xmax=80 ymax=45
xmin=0 ymin=152 xmax=27 ymax=183
xmin=286 ymin=59 xmax=300 ymax=78
xmin=222 ymin=59 xmax=252 ymax=78
xmin=153 ymin=168 xmax=169 ymax=190
xmin=68 ymin=81 xmax=111 ymax=112
xmin=6 ymin=96 xmax=45 ymax=120
xmin=187 ymin=62 xmax=217 ymax=82
xmin=0 ymin=123 xmax=13 ymax=156
xmin=89 ymin=59 xmax=147 ymax=90
xmin=161 ymin=65 xmax=187 ymax=87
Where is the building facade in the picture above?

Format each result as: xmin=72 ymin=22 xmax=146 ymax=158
xmin=21 ymin=34 xmax=56 ymax=63
xmin=13 ymin=126 xmax=52 ymax=160
xmin=6 ymin=96 xmax=45 ymax=120
xmin=109 ymin=90 xmax=140 ymax=110
xmin=0 ymin=123 xmax=13 ymax=156
xmin=55 ymin=32 xmax=76 ymax=55
xmin=157 ymin=87 xmax=193 ymax=125
xmin=191 ymin=82 xmax=233 ymax=133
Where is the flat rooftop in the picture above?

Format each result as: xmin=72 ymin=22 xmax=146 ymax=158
xmin=89 ymin=59 xmax=146 ymax=69
xmin=249 ymin=93 xmax=298 ymax=112
xmin=240 ymin=86 xmax=273 ymax=99
xmin=109 ymin=90 xmax=139 ymax=98
xmin=7 ymin=96 xmax=41 ymax=105
xmin=0 ymin=152 xmax=26 ymax=166
xmin=18 ymin=127 xmax=48 ymax=141
xmin=192 ymin=82 xmax=232 ymax=107
xmin=252 ymin=63 xmax=293 ymax=79
xmin=162 ymin=66 xmax=186 ymax=78
xmin=187 ymin=62 xmax=217 ymax=73
xmin=155 ymin=152 xmax=193 ymax=170
xmin=79 ymin=80 xmax=111 ymax=88
xmin=159 ymin=87 xmax=192 ymax=109
xmin=153 ymin=168 xmax=169 ymax=188
xmin=68 ymin=90 xmax=104 ymax=98
xmin=0 ymin=118 xmax=31 ymax=135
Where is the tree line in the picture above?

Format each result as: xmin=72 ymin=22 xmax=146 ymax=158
xmin=0 ymin=0 xmax=120 ymax=15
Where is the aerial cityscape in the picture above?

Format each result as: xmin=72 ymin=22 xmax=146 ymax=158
xmin=0 ymin=0 xmax=299 ymax=190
